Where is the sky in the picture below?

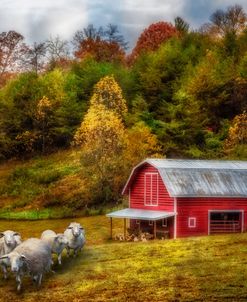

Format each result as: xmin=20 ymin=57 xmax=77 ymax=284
xmin=1 ymin=0 xmax=247 ymax=50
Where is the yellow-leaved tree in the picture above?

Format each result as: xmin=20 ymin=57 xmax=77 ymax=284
xmin=36 ymin=96 xmax=54 ymax=153
xmin=74 ymin=75 xmax=127 ymax=202
xmin=224 ymin=111 xmax=247 ymax=158
xmin=74 ymin=75 xmax=161 ymax=204
xmin=124 ymin=121 xmax=161 ymax=167
xmin=74 ymin=104 xmax=126 ymax=163
xmin=90 ymin=75 xmax=127 ymax=118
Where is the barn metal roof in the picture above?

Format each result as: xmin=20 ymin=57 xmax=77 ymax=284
xmin=106 ymin=208 xmax=176 ymax=220
xmin=147 ymin=159 xmax=247 ymax=170
xmin=122 ymin=159 xmax=247 ymax=198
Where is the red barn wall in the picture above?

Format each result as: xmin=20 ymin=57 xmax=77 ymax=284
xmin=129 ymin=164 xmax=174 ymax=211
xmin=177 ymin=197 xmax=247 ymax=237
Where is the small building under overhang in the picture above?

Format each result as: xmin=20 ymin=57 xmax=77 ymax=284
xmin=106 ymin=208 xmax=176 ymax=239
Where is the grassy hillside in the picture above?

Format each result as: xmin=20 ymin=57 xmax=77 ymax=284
xmin=0 ymin=149 xmax=128 ymax=217
xmin=0 ymin=149 xmax=119 ymax=218
xmin=0 ymin=216 xmax=247 ymax=301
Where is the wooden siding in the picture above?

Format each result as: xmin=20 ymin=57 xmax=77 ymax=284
xmin=129 ymin=164 xmax=174 ymax=211
xmin=177 ymin=197 xmax=247 ymax=237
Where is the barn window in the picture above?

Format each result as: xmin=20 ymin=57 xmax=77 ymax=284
xmin=144 ymin=173 xmax=158 ymax=206
xmin=149 ymin=220 xmax=154 ymax=226
xmin=162 ymin=218 xmax=167 ymax=227
xmin=136 ymin=220 xmax=140 ymax=225
xmin=188 ymin=217 xmax=196 ymax=228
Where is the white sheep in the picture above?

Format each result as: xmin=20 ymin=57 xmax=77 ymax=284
xmin=0 ymin=238 xmax=52 ymax=291
xmin=0 ymin=230 xmax=22 ymax=279
xmin=64 ymin=222 xmax=85 ymax=257
xmin=41 ymin=230 xmax=68 ymax=265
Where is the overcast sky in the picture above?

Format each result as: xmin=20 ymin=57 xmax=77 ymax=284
xmin=1 ymin=0 xmax=247 ymax=49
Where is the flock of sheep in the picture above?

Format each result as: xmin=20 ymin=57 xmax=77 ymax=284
xmin=0 ymin=222 xmax=85 ymax=291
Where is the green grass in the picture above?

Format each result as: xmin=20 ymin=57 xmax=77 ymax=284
xmin=0 ymin=205 xmax=124 ymax=220
xmin=0 ymin=216 xmax=247 ymax=301
xmin=0 ymin=149 xmax=84 ymax=211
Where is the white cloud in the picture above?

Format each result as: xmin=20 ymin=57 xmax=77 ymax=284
xmin=0 ymin=0 xmax=88 ymax=43
xmin=0 ymin=0 xmax=247 ymax=49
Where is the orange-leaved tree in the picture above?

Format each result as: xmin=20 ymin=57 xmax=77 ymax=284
xmin=129 ymin=21 xmax=178 ymax=63
xmin=74 ymin=38 xmax=125 ymax=64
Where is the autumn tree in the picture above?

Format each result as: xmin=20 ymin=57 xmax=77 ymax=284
xmin=208 ymin=5 xmax=247 ymax=57
xmin=0 ymin=31 xmax=27 ymax=85
xmin=36 ymin=96 xmax=54 ymax=153
xmin=73 ymin=24 xmax=127 ymax=50
xmin=89 ymin=75 xmax=127 ymax=117
xmin=73 ymin=24 xmax=127 ymax=63
xmin=224 ymin=111 xmax=247 ymax=157
xmin=74 ymin=75 xmax=127 ymax=151
xmin=124 ymin=122 xmax=161 ymax=168
xmin=74 ymin=74 xmax=162 ymax=202
xmin=25 ymin=42 xmax=47 ymax=74
xmin=104 ymin=24 xmax=128 ymax=49
xmin=209 ymin=5 xmax=247 ymax=37
xmin=129 ymin=21 xmax=178 ymax=62
xmin=74 ymin=38 xmax=125 ymax=63
xmin=46 ymin=36 xmax=70 ymax=69
xmin=74 ymin=107 xmax=126 ymax=202
xmin=73 ymin=24 xmax=104 ymax=49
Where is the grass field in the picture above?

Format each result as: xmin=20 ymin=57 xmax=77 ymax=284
xmin=0 ymin=150 xmax=84 ymax=213
xmin=0 ymin=216 xmax=247 ymax=301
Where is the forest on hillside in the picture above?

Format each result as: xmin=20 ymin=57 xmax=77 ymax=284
xmin=0 ymin=4 xmax=246 ymax=210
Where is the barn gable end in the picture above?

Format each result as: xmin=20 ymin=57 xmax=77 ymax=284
xmin=129 ymin=163 xmax=174 ymax=212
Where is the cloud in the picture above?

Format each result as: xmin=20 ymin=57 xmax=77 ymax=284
xmin=0 ymin=0 xmax=247 ymax=49
xmin=0 ymin=0 xmax=88 ymax=43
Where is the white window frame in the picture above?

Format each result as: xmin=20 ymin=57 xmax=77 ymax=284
xmin=188 ymin=217 xmax=196 ymax=228
xmin=208 ymin=210 xmax=244 ymax=235
xmin=149 ymin=220 xmax=154 ymax=226
xmin=136 ymin=220 xmax=140 ymax=225
xmin=162 ymin=218 xmax=167 ymax=227
xmin=144 ymin=172 xmax=159 ymax=206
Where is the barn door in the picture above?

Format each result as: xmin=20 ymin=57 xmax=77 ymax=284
xmin=144 ymin=173 xmax=158 ymax=206
xmin=209 ymin=211 xmax=242 ymax=234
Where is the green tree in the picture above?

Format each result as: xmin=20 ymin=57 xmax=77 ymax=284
xmin=174 ymin=16 xmax=190 ymax=35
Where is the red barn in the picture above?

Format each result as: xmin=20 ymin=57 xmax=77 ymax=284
xmin=107 ymin=159 xmax=247 ymax=239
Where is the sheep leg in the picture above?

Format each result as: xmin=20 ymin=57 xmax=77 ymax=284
xmin=37 ymin=274 xmax=43 ymax=287
xmin=32 ymin=275 xmax=37 ymax=283
xmin=1 ymin=264 xmax=8 ymax=279
xmin=66 ymin=246 xmax=70 ymax=258
xmin=58 ymin=253 xmax=62 ymax=265
xmin=16 ymin=273 xmax=22 ymax=292
xmin=73 ymin=248 xmax=78 ymax=258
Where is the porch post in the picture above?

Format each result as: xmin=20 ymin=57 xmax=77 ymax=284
xmin=154 ymin=220 xmax=157 ymax=239
xmin=124 ymin=218 xmax=126 ymax=239
xmin=174 ymin=198 xmax=177 ymax=239
xmin=110 ymin=217 xmax=113 ymax=239
xmin=242 ymin=210 xmax=244 ymax=233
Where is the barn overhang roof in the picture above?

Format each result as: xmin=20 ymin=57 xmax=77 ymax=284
xmin=122 ymin=159 xmax=247 ymax=198
xmin=106 ymin=208 xmax=176 ymax=221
